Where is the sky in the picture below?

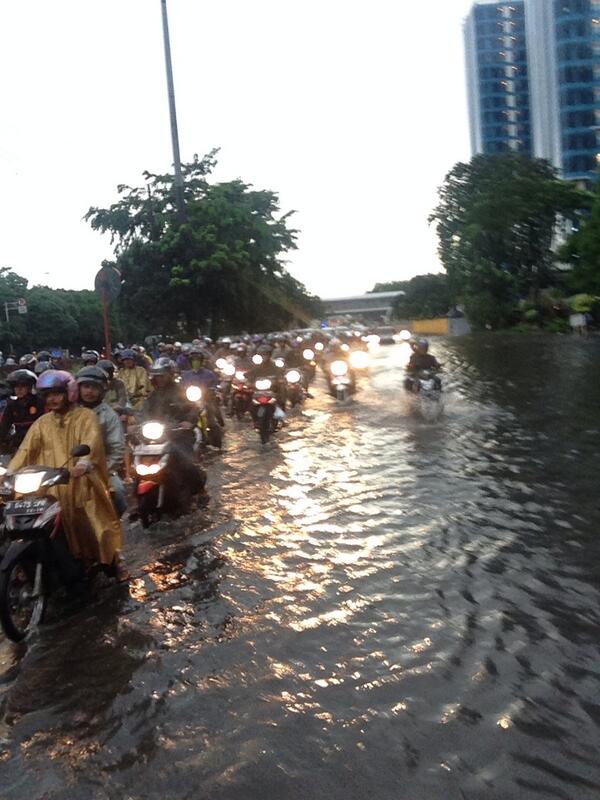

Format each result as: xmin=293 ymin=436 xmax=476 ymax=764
xmin=0 ymin=0 xmax=475 ymax=300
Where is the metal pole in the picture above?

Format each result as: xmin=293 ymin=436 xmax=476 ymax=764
xmin=101 ymin=288 xmax=112 ymax=358
xmin=160 ymin=0 xmax=186 ymax=222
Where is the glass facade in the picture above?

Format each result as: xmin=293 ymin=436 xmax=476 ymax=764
xmin=470 ymin=2 xmax=532 ymax=155
xmin=466 ymin=0 xmax=600 ymax=183
xmin=554 ymin=0 xmax=599 ymax=180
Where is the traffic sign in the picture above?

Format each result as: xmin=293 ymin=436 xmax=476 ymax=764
xmin=94 ymin=265 xmax=122 ymax=304
xmin=17 ymin=298 xmax=27 ymax=314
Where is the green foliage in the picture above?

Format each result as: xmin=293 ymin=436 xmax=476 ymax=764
xmin=559 ymin=173 xmax=600 ymax=295
xmin=0 ymin=269 xmax=115 ymax=352
xmin=370 ymin=274 xmax=451 ymax=319
xmin=86 ymin=153 xmax=321 ymax=337
xmin=430 ymin=154 xmax=591 ymax=327
xmin=568 ymin=293 xmax=596 ymax=313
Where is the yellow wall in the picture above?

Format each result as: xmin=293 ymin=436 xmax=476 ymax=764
xmin=412 ymin=318 xmax=449 ymax=335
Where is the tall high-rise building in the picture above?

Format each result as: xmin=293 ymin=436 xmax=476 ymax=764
xmin=465 ymin=0 xmax=600 ymax=183
xmin=465 ymin=1 xmax=532 ymax=157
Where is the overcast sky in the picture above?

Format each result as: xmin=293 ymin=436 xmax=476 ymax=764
xmin=0 ymin=0 xmax=474 ymax=299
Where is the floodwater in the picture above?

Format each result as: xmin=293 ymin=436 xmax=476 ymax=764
xmin=1 ymin=335 xmax=600 ymax=800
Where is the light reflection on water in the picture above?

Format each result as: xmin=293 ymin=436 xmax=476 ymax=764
xmin=1 ymin=336 xmax=600 ymax=799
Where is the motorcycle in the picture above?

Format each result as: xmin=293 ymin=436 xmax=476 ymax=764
xmin=215 ymin=358 xmax=235 ymax=408
xmin=302 ymin=348 xmax=317 ymax=383
xmin=228 ymin=368 xmax=254 ymax=420
xmin=0 ymin=444 xmax=91 ymax=642
xmin=405 ymin=370 xmax=443 ymax=421
xmin=327 ymin=359 xmax=355 ymax=402
xmin=252 ymin=378 xmax=284 ymax=444
xmin=133 ymin=422 xmax=199 ymax=527
xmin=184 ymin=385 xmax=223 ymax=450
xmin=285 ymin=368 xmax=305 ymax=407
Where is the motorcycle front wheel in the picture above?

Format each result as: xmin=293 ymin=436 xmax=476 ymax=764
xmin=138 ymin=491 xmax=160 ymax=529
xmin=0 ymin=558 xmax=46 ymax=642
xmin=259 ymin=410 xmax=274 ymax=444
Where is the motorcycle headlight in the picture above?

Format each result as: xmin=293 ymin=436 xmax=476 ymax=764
xmin=0 ymin=466 xmax=7 ymax=478
xmin=252 ymin=354 xmax=263 ymax=365
xmin=399 ymin=329 xmax=412 ymax=341
xmin=341 ymin=344 xmax=350 ymax=352
xmin=255 ymin=379 xmax=272 ymax=391
xmin=315 ymin=342 xmax=324 ymax=352
xmin=235 ymin=371 xmax=247 ymax=381
xmin=286 ymin=369 xmax=301 ymax=384
xmin=330 ymin=360 xmax=348 ymax=377
xmin=14 ymin=471 xmax=45 ymax=494
xmin=223 ymin=363 xmax=236 ymax=377
xmin=142 ymin=422 xmax=165 ymax=441
xmin=186 ymin=385 xmax=202 ymax=402
xmin=215 ymin=358 xmax=227 ymax=370
xmin=274 ymin=358 xmax=285 ymax=369
xmin=349 ymin=350 xmax=370 ymax=369
xmin=136 ymin=463 xmax=162 ymax=476
xmin=302 ymin=348 xmax=314 ymax=361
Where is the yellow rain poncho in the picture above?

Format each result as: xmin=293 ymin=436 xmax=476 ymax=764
xmin=9 ymin=405 xmax=123 ymax=566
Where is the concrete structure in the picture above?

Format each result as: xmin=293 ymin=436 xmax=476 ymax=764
xmin=322 ymin=291 xmax=404 ymax=323
xmin=465 ymin=0 xmax=600 ymax=183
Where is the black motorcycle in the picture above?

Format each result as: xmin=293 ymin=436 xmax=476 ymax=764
xmin=133 ymin=422 xmax=205 ymax=527
xmin=0 ymin=444 xmax=91 ymax=642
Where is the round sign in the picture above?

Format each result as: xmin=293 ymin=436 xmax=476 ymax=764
xmin=94 ymin=266 xmax=122 ymax=304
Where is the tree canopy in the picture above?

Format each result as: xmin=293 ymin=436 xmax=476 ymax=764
xmin=429 ymin=154 xmax=590 ymax=328
xmin=86 ymin=152 xmax=321 ymax=338
xmin=369 ymin=274 xmax=451 ymax=320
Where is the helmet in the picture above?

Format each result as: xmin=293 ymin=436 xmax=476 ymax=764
xmin=34 ymin=361 xmax=51 ymax=376
xmin=257 ymin=344 xmax=272 ymax=355
xmin=19 ymin=354 xmax=37 ymax=368
xmin=76 ymin=365 xmax=108 ymax=387
xmin=236 ymin=343 xmax=248 ymax=354
xmin=189 ymin=345 xmax=206 ymax=358
xmin=37 ymin=350 xmax=51 ymax=362
xmin=4 ymin=357 xmax=17 ymax=367
xmin=150 ymin=357 xmax=174 ymax=376
xmin=121 ymin=349 xmax=135 ymax=361
xmin=36 ymin=370 xmax=78 ymax=403
xmin=7 ymin=369 xmax=37 ymax=388
xmin=416 ymin=338 xmax=429 ymax=352
xmin=97 ymin=359 xmax=116 ymax=378
xmin=81 ymin=350 xmax=99 ymax=364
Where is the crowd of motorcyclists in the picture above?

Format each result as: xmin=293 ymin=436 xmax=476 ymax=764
xmin=0 ymin=329 xmax=441 ymax=641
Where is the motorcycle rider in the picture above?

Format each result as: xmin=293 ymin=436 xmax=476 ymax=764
xmin=119 ymin=348 xmax=151 ymax=408
xmin=81 ymin=350 xmax=100 ymax=367
xmin=0 ymin=369 xmax=45 ymax=453
xmin=141 ymin=358 xmax=208 ymax=502
xmin=98 ymin=359 xmax=128 ymax=410
xmin=9 ymin=370 xmax=126 ymax=580
xmin=405 ymin=338 xmax=441 ymax=392
xmin=76 ymin=366 xmax=127 ymax=516
xmin=182 ymin=347 xmax=225 ymax=426
xmin=247 ymin=344 xmax=287 ymax=413
xmin=406 ymin=339 xmax=441 ymax=373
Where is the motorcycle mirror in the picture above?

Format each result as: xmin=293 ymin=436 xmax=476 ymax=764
xmin=71 ymin=444 xmax=91 ymax=458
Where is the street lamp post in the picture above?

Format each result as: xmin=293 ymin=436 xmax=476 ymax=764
xmin=160 ymin=0 xmax=186 ymax=222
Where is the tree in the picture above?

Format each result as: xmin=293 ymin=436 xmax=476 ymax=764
xmin=429 ymin=154 xmax=590 ymax=328
xmin=559 ymin=172 xmax=600 ymax=296
xmin=86 ymin=153 xmax=320 ymax=337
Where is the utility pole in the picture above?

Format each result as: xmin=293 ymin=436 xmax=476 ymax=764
xmin=160 ymin=0 xmax=186 ymax=222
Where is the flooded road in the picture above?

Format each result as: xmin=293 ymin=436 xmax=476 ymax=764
xmin=1 ymin=335 xmax=600 ymax=800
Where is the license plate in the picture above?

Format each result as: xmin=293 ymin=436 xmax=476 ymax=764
xmin=5 ymin=499 xmax=47 ymax=515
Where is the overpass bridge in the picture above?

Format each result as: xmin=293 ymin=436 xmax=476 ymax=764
xmin=321 ymin=291 xmax=404 ymax=323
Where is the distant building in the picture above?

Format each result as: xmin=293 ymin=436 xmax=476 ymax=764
xmin=465 ymin=0 xmax=600 ymax=184
xmin=322 ymin=292 xmax=404 ymax=323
